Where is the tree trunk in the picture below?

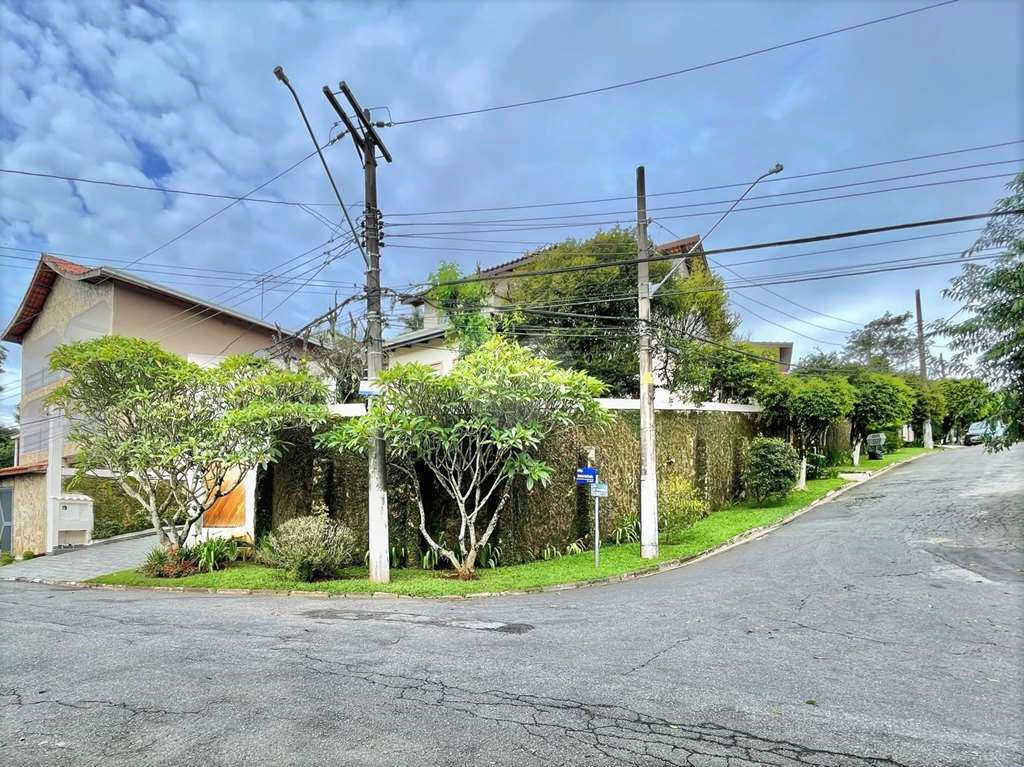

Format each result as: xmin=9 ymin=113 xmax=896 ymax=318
xmin=851 ymin=439 xmax=862 ymax=467
xmin=797 ymin=455 xmax=807 ymax=490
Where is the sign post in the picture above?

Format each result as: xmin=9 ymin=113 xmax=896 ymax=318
xmin=589 ymin=480 xmax=608 ymax=568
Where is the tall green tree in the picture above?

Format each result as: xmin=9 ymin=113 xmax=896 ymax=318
xmin=505 ymin=229 xmax=736 ymax=396
xmin=936 ymin=377 xmax=995 ymax=441
xmin=843 ymin=311 xmax=917 ymax=371
xmin=324 ymin=337 xmax=607 ymax=578
xmin=935 ymin=171 xmax=1024 ymax=449
xmin=49 ymin=337 xmax=328 ymax=547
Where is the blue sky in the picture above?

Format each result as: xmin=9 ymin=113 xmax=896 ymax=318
xmin=1 ymin=0 xmax=1022 ymax=421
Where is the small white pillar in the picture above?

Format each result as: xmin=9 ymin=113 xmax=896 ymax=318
xmin=45 ymin=412 xmax=65 ymax=553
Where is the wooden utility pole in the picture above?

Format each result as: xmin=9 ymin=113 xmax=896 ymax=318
xmin=276 ymin=67 xmax=393 ymax=582
xmin=636 ymin=166 xmax=658 ymax=559
xmin=915 ymin=289 xmax=934 ymax=449
xmin=324 ymin=82 xmax=393 ymax=583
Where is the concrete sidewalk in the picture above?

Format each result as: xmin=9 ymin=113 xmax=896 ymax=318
xmin=1 ymin=532 xmax=155 ymax=583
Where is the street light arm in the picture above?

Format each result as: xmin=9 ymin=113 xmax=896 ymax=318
xmin=274 ymin=65 xmax=368 ymax=267
xmin=650 ymin=163 xmax=783 ymax=297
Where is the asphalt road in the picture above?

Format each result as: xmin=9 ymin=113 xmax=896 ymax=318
xmin=1 ymin=446 xmax=1021 ymax=767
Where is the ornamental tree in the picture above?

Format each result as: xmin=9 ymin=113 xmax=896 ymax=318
xmin=49 ymin=336 xmax=328 ymax=547
xmin=324 ymin=336 xmax=607 ymax=578
xmin=787 ymin=376 xmax=855 ymax=485
xmin=848 ymin=372 xmax=915 ymax=465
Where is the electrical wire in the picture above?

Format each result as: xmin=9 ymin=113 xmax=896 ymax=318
xmin=406 ymin=209 xmax=1020 ymax=291
xmin=386 ymin=172 xmax=1017 ymax=233
xmin=384 ymin=160 xmax=1022 ymax=227
xmin=389 ymin=0 xmax=959 ymax=125
xmin=382 ymin=140 xmax=1023 ymax=217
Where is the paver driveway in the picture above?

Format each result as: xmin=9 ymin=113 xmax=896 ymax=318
xmin=0 ymin=531 xmax=156 ymax=583
xmin=1 ymin=446 xmax=1021 ymax=766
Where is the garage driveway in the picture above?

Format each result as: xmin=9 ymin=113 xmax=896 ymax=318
xmin=0 ymin=531 xmax=155 ymax=583
xmin=1 ymin=446 xmax=1021 ymax=766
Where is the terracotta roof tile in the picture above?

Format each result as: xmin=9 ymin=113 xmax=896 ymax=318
xmin=0 ymin=462 xmax=47 ymax=478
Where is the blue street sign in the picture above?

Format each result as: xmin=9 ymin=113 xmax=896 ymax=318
xmin=575 ymin=466 xmax=598 ymax=485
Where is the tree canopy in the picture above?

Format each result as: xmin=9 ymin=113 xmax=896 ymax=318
xmin=504 ymin=229 xmax=736 ymax=396
xmin=843 ymin=311 xmax=917 ymax=371
xmin=49 ymin=336 xmax=328 ymax=546
xmin=425 ymin=261 xmax=495 ymax=353
xmin=324 ymin=336 xmax=607 ymax=578
xmin=935 ymin=171 xmax=1024 ymax=448
xmin=937 ymin=377 xmax=995 ymax=440
xmin=848 ymin=372 xmax=915 ymax=455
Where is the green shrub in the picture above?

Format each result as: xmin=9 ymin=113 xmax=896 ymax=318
xmin=1 ymin=551 xmax=14 ymax=566
xmin=806 ymin=453 xmax=838 ymax=480
xmin=195 ymin=538 xmax=238 ymax=573
xmin=610 ymin=511 xmax=640 ymax=545
xmin=21 ymin=550 xmax=35 ymax=560
xmin=881 ymin=429 xmax=904 ymax=453
xmin=744 ymin=437 xmax=799 ymax=503
xmin=263 ymin=513 xmax=356 ymax=582
xmin=139 ymin=544 xmax=199 ymax=578
xmin=658 ymin=475 xmax=707 ymax=541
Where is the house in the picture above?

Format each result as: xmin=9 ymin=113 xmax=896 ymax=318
xmin=386 ymin=237 xmax=794 ymax=380
xmin=747 ymin=341 xmax=794 ymax=373
xmin=0 ymin=254 xmax=310 ymax=556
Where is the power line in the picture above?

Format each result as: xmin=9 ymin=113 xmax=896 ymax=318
xmin=0 ymin=167 xmax=333 ymax=207
xmin=411 ymin=209 xmax=1020 ymax=290
xmin=120 ymin=147 xmax=325 ymax=270
xmin=385 ymin=159 xmax=1021 ymax=226
xmin=412 ymin=248 xmax=1000 ymax=321
xmin=0 ymin=252 xmax=362 ymax=291
xmin=389 ymin=0 xmax=959 ymax=125
xmin=382 ymin=140 xmax=1024 ymax=217
xmin=651 ymin=219 xmax=861 ymax=330
xmin=384 ymin=171 xmax=1017 ymax=232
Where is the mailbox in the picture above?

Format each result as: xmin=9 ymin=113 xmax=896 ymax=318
xmin=866 ymin=432 xmax=886 ymax=460
xmin=54 ymin=493 xmax=94 ymax=546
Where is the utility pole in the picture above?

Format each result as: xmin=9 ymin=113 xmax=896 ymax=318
xmin=636 ymin=166 xmax=658 ymax=559
xmin=275 ymin=68 xmax=392 ymax=582
xmin=915 ymin=288 xmax=934 ymax=449
xmin=323 ymin=82 xmax=393 ymax=583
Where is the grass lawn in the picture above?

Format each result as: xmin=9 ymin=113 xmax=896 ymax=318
xmin=91 ymin=477 xmax=847 ymax=597
xmin=832 ymin=446 xmax=934 ymax=474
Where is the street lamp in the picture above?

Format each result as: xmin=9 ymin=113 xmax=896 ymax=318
xmin=651 ymin=162 xmax=783 ymax=296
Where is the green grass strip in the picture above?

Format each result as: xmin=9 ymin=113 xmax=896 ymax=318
xmin=90 ymin=477 xmax=852 ymax=597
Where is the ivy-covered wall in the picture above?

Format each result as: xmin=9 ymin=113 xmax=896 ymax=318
xmin=261 ymin=409 xmax=758 ymax=565
xmin=65 ymin=475 xmax=161 ymax=540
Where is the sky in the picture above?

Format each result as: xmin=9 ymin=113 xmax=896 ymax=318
xmin=1 ymin=0 xmax=1022 ymax=421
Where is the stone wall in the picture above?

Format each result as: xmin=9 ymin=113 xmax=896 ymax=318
xmin=1 ymin=474 xmax=48 ymax=555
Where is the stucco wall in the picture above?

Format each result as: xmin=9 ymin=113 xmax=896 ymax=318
xmin=18 ymin=278 xmax=112 ymax=465
xmin=1 ymin=474 xmax=48 ymax=555
xmin=112 ymin=284 xmax=276 ymax=357
xmin=387 ymin=340 xmax=459 ymax=374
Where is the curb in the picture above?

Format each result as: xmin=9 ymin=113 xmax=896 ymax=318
xmin=3 ymin=451 xmax=937 ymax=601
